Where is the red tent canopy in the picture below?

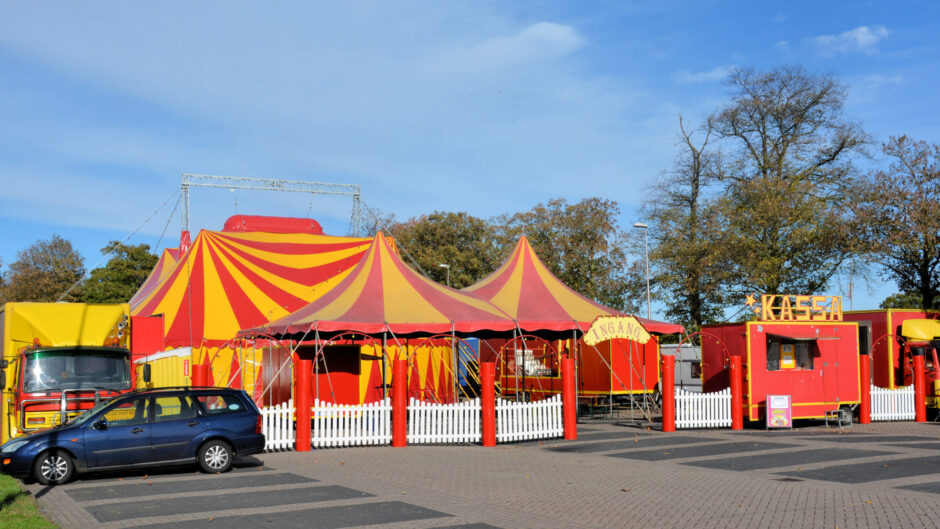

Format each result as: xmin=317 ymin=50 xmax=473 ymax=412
xmin=243 ymin=232 xmax=517 ymax=337
xmin=463 ymin=236 xmax=684 ymax=335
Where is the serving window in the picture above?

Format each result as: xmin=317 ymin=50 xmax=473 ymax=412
xmin=766 ymin=335 xmax=816 ymax=371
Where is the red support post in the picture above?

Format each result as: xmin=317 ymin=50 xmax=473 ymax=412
xmin=392 ymin=358 xmax=408 ymax=447
xmin=859 ymin=353 xmax=871 ymax=424
xmin=661 ymin=353 xmax=675 ymax=432
xmin=913 ymin=350 xmax=927 ymax=423
xmin=481 ymin=362 xmax=496 ymax=447
xmin=192 ymin=363 xmax=208 ymax=388
xmin=562 ymin=357 xmax=577 ymax=440
xmin=295 ymin=357 xmax=312 ymax=451
xmin=730 ymin=355 xmax=743 ymax=430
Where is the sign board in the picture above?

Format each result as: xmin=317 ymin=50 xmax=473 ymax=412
xmin=746 ymin=294 xmax=843 ymax=322
xmin=583 ymin=316 xmax=651 ymax=346
xmin=766 ymin=394 xmax=792 ymax=429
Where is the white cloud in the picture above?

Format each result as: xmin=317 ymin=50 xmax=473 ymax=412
xmin=674 ymin=64 xmax=737 ymax=84
xmin=814 ymin=25 xmax=889 ymax=55
xmin=773 ymin=13 xmax=787 ymax=23
xmin=466 ymin=22 xmax=585 ymax=70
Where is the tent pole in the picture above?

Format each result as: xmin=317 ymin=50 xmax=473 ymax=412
xmin=513 ymin=326 xmax=519 ymax=402
xmin=451 ymin=322 xmax=458 ymax=403
xmin=382 ymin=332 xmax=388 ymax=400
xmin=314 ymin=324 xmax=321 ymax=402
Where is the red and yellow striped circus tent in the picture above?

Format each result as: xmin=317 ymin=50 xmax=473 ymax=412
xmin=130 ymin=227 xmax=374 ymax=347
xmin=130 ymin=247 xmax=182 ymax=311
xmin=463 ymin=235 xmax=684 ymax=334
xmin=248 ymin=231 xmax=516 ymax=337
xmin=241 ymin=231 xmax=516 ymax=404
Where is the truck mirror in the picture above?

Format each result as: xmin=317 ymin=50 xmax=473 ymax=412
xmin=142 ymin=364 xmax=152 ymax=384
xmin=0 ymin=369 xmax=5 ymax=390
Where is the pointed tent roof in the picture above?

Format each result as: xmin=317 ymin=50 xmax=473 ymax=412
xmin=130 ymin=229 xmax=374 ymax=348
xmin=463 ymin=236 xmax=684 ymax=334
xmin=130 ymin=247 xmax=181 ymax=309
xmin=245 ymin=232 xmax=516 ymax=337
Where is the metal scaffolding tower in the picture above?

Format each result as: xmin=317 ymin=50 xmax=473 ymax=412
xmin=180 ymin=174 xmax=362 ymax=235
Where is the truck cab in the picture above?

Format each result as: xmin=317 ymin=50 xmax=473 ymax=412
xmin=0 ymin=303 xmax=144 ymax=443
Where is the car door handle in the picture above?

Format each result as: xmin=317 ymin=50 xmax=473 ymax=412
xmin=188 ymin=420 xmax=200 ymax=427
xmin=131 ymin=427 xmax=145 ymax=434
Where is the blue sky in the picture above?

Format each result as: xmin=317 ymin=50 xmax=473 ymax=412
xmin=0 ymin=1 xmax=937 ymax=314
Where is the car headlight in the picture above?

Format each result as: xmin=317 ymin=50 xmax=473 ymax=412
xmin=0 ymin=439 xmax=30 ymax=453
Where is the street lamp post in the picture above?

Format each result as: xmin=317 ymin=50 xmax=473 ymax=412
xmin=633 ymin=222 xmax=651 ymax=319
xmin=438 ymin=263 xmax=451 ymax=287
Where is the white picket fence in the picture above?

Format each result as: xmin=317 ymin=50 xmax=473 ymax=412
xmin=496 ymin=394 xmax=563 ymax=442
xmin=871 ymin=384 xmax=915 ymax=421
xmin=311 ymin=398 xmax=392 ymax=448
xmin=261 ymin=399 xmax=295 ymax=451
xmin=675 ymin=388 xmax=731 ymax=429
xmin=407 ymin=398 xmax=481 ymax=444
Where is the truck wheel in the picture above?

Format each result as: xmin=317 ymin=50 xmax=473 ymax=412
xmin=838 ymin=406 xmax=854 ymax=426
xmin=198 ymin=440 xmax=233 ymax=473
xmin=34 ymin=450 xmax=74 ymax=486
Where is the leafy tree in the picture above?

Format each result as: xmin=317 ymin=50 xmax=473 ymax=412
xmin=81 ymin=242 xmax=159 ymax=303
xmin=854 ymin=136 xmax=940 ymax=311
xmin=711 ymin=66 xmax=867 ymax=296
xmin=494 ymin=197 xmax=643 ymax=312
xmin=388 ymin=211 xmax=500 ymax=289
xmin=645 ymin=116 xmax=730 ymax=331
xmin=880 ymin=291 xmax=938 ymax=310
xmin=1 ymin=235 xmax=85 ymax=302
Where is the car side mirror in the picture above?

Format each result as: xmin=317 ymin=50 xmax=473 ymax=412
xmin=142 ymin=364 xmax=152 ymax=384
xmin=94 ymin=419 xmax=108 ymax=430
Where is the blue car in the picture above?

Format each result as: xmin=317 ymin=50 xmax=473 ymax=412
xmin=1 ymin=387 xmax=265 ymax=485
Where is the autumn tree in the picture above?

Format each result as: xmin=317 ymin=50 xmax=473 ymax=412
xmin=494 ymin=197 xmax=643 ymax=312
xmin=388 ymin=211 xmax=500 ymax=289
xmin=81 ymin=242 xmax=160 ymax=303
xmin=854 ymin=136 xmax=940 ymax=311
xmin=1 ymin=235 xmax=85 ymax=302
xmin=645 ymin=116 xmax=730 ymax=331
xmin=711 ymin=66 xmax=867 ymax=296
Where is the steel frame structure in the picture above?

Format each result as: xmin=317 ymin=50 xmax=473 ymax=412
xmin=180 ymin=173 xmax=362 ymax=235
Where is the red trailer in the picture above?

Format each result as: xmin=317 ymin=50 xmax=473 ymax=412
xmin=844 ymin=309 xmax=940 ymax=407
xmin=702 ymin=295 xmax=861 ymax=421
xmin=481 ymin=335 xmax=660 ymax=402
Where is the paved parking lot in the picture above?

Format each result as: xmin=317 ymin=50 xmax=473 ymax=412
xmin=25 ymin=420 xmax=940 ymax=528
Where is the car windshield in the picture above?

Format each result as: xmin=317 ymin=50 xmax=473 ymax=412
xmin=66 ymin=398 xmax=115 ymax=426
xmin=23 ymin=349 xmax=131 ymax=393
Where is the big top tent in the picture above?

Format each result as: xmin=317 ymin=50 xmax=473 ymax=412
xmin=130 ymin=220 xmax=375 ymax=348
xmin=462 ymin=235 xmax=684 ymax=335
xmin=243 ymin=231 xmax=517 ymax=338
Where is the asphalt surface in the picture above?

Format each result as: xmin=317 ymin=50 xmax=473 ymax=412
xmin=22 ymin=420 xmax=940 ymax=528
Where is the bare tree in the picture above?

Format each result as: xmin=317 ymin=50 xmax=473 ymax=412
xmin=645 ymin=116 xmax=729 ymax=331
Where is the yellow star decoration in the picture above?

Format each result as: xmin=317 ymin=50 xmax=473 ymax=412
xmin=745 ymin=293 xmax=757 ymax=307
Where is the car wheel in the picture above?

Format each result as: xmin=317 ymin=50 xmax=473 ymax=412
xmin=33 ymin=450 xmax=74 ymax=486
xmin=198 ymin=440 xmax=233 ymax=473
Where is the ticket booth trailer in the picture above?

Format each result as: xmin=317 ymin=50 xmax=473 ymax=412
xmin=702 ymin=319 xmax=861 ymax=421
xmin=843 ymin=309 xmax=940 ymax=392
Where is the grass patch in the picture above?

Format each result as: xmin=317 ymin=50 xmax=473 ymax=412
xmin=0 ymin=473 xmax=57 ymax=528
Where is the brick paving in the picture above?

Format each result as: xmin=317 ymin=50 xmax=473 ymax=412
xmin=22 ymin=420 xmax=940 ymax=528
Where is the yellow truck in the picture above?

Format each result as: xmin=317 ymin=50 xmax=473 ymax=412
xmin=0 ymin=303 xmax=148 ymax=443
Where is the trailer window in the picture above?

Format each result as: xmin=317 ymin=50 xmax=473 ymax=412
xmin=766 ymin=336 xmax=815 ymax=371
